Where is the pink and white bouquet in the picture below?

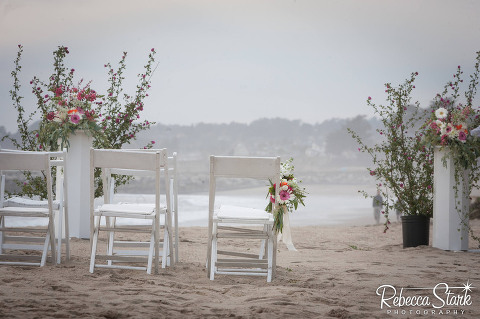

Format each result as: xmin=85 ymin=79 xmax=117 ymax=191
xmin=425 ymin=102 xmax=476 ymax=145
xmin=265 ymin=158 xmax=307 ymax=233
xmin=39 ymin=81 xmax=103 ymax=150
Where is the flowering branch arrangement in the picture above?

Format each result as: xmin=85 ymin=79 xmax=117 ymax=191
xmin=349 ymin=72 xmax=434 ymax=232
xmin=265 ymin=158 xmax=307 ymax=233
xmin=2 ymin=45 xmax=158 ymax=199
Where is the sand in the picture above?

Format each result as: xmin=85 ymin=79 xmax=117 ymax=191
xmin=1 ymin=220 xmax=480 ymax=319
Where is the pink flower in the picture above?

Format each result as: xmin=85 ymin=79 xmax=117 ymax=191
xmin=458 ymin=131 xmax=467 ymax=142
xmin=55 ymin=86 xmax=63 ymax=97
xmin=46 ymin=112 xmax=55 ymax=121
xmin=70 ymin=113 xmax=81 ymax=124
xmin=279 ymin=190 xmax=291 ymax=201
xmin=270 ymin=195 xmax=275 ymax=203
xmin=151 ymin=141 xmax=155 ymax=144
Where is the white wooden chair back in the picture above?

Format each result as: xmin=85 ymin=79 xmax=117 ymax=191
xmin=209 ymin=156 xmax=281 ymax=221
xmin=0 ymin=151 xmax=56 ymax=266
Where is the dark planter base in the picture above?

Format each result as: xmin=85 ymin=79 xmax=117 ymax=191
xmin=401 ymin=215 xmax=430 ymax=248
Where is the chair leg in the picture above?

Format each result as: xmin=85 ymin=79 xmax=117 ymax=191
xmin=162 ymin=226 xmax=169 ymax=268
xmin=56 ymin=209 xmax=63 ymax=264
xmin=147 ymin=223 xmax=155 ymax=275
xmin=48 ymin=217 xmax=56 ymax=265
xmin=89 ymin=216 xmax=100 ymax=273
xmin=106 ymin=217 xmax=115 ymax=266
xmin=154 ymin=215 xmax=160 ymax=274
xmin=166 ymin=214 xmax=174 ymax=268
xmin=267 ymin=234 xmax=274 ymax=282
xmin=40 ymin=230 xmax=51 ymax=267
xmin=209 ymin=223 xmax=217 ymax=280
xmin=64 ymin=204 xmax=70 ymax=261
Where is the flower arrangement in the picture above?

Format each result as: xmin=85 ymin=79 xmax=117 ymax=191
xmin=38 ymin=81 xmax=103 ymax=150
xmin=423 ymin=77 xmax=480 ymax=171
xmin=421 ymin=56 xmax=480 ymax=242
xmin=3 ymin=45 xmax=157 ymax=199
xmin=265 ymin=158 xmax=307 ymax=233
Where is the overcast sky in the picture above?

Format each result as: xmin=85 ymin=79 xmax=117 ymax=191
xmin=1 ymin=0 xmax=479 ymax=133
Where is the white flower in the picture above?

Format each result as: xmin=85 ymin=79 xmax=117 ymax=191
xmin=445 ymin=123 xmax=458 ymax=138
xmin=276 ymin=195 xmax=286 ymax=205
xmin=56 ymin=107 xmax=68 ymax=121
xmin=435 ymin=107 xmax=448 ymax=119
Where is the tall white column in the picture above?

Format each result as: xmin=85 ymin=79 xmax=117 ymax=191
xmin=433 ymin=147 xmax=469 ymax=251
xmin=65 ymin=131 xmax=92 ymax=239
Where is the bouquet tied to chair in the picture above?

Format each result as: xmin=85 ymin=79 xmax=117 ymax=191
xmin=265 ymin=158 xmax=307 ymax=233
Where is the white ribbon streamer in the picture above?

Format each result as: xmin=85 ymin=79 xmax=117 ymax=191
xmin=277 ymin=207 xmax=297 ymax=251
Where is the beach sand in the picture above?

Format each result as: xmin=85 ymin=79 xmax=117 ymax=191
xmin=1 ymin=220 xmax=480 ymax=318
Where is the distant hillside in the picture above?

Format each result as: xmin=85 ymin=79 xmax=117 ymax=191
xmin=1 ymin=116 xmax=381 ymax=192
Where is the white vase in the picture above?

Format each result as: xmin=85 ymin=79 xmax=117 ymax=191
xmin=64 ymin=130 xmax=93 ymax=239
xmin=432 ymin=147 xmax=469 ymax=251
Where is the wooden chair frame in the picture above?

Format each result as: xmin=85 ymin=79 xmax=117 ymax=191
xmin=89 ymin=148 xmax=172 ymax=274
xmin=0 ymin=149 xmax=69 ymax=264
xmin=0 ymin=151 xmax=58 ymax=266
xmin=206 ymin=155 xmax=280 ymax=282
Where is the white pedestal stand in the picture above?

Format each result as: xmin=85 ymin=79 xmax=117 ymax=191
xmin=432 ymin=147 xmax=469 ymax=251
xmin=65 ymin=131 xmax=92 ymax=239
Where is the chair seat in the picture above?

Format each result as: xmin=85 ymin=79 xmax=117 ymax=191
xmin=0 ymin=206 xmax=50 ymax=217
xmin=215 ymin=205 xmax=273 ymax=221
xmin=4 ymin=197 xmax=61 ymax=210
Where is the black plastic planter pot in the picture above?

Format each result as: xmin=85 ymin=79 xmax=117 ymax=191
xmin=401 ymin=215 xmax=430 ymax=248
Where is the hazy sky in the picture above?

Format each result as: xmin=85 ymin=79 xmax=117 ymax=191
xmin=1 ymin=0 xmax=480 ymax=133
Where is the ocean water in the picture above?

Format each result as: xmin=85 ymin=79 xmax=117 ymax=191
xmin=175 ymin=191 xmax=375 ymax=227
xmin=3 ymin=189 xmax=379 ymax=227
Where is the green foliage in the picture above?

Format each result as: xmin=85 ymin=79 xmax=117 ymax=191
xmin=349 ymin=72 xmax=434 ymax=232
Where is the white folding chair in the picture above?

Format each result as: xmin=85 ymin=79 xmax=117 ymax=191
xmin=0 ymin=151 xmax=58 ymax=266
xmin=0 ymin=149 xmax=70 ymax=264
xmin=206 ymin=156 xmax=280 ymax=282
xmin=111 ymin=150 xmax=179 ymax=264
xmin=89 ymin=148 xmax=172 ymax=274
